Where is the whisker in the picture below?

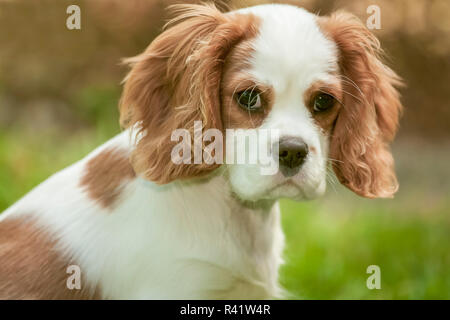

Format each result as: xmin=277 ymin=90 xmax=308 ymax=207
xmin=318 ymin=83 xmax=363 ymax=105
xmin=337 ymin=75 xmax=364 ymax=96
xmin=247 ymin=84 xmax=259 ymax=128
xmin=336 ymin=75 xmax=366 ymax=103
xmin=326 ymin=157 xmax=344 ymax=164
xmin=325 ymin=165 xmax=339 ymax=194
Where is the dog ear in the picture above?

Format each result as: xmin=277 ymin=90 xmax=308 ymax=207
xmin=119 ymin=4 xmax=258 ymax=184
xmin=319 ymin=11 xmax=403 ymax=198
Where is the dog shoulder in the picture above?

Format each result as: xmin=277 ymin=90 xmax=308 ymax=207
xmin=1 ymin=129 xmax=136 ymax=219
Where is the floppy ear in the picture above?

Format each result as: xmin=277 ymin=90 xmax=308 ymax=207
xmin=119 ymin=4 xmax=258 ymax=184
xmin=319 ymin=12 xmax=403 ymax=198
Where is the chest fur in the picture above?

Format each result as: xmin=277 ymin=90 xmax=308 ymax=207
xmin=83 ymin=179 xmax=284 ymax=299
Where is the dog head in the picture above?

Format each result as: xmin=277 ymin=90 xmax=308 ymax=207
xmin=120 ymin=3 xmax=402 ymax=202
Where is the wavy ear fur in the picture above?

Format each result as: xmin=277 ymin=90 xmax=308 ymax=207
xmin=119 ymin=4 xmax=258 ymax=184
xmin=319 ymin=12 xmax=403 ymax=198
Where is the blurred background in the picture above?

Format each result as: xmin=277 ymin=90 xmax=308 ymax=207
xmin=0 ymin=0 xmax=449 ymax=299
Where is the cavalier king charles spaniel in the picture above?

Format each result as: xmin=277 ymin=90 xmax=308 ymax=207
xmin=0 ymin=3 xmax=402 ymax=299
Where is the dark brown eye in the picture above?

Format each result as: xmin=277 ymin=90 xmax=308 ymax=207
xmin=236 ymin=90 xmax=262 ymax=111
xmin=313 ymin=93 xmax=335 ymax=112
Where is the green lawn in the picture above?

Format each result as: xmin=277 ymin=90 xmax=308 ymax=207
xmin=1 ymin=88 xmax=449 ymax=299
xmin=280 ymin=199 xmax=450 ymax=299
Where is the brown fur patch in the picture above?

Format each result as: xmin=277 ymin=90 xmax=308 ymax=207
xmin=80 ymin=147 xmax=135 ymax=209
xmin=119 ymin=4 xmax=261 ymax=184
xmin=0 ymin=216 xmax=100 ymax=299
xmin=318 ymin=12 xmax=403 ymax=198
xmin=303 ymin=79 xmax=342 ymax=133
xmin=221 ymin=39 xmax=274 ymax=129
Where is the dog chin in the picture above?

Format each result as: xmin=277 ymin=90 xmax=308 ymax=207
xmin=265 ymin=178 xmax=326 ymax=201
xmin=229 ymin=173 xmax=327 ymax=203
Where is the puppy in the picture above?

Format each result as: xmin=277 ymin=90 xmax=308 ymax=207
xmin=0 ymin=3 xmax=402 ymax=299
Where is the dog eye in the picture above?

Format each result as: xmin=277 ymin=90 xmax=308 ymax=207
xmin=236 ymin=90 xmax=262 ymax=111
xmin=313 ymin=93 xmax=335 ymax=112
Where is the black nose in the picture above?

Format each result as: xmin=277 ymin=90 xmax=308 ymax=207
xmin=278 ymin=137 xmax=309 ymax=170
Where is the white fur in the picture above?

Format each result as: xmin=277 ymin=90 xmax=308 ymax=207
xmin=1 ymin=4 xmax=339 ymax=299
xmin=1 ymin=129 xmax=284 ymax=299
xmin=228 ymin=5 xmax=338 ymax=202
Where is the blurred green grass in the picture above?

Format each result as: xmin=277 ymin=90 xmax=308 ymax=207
xmin=1 ymin=86 xmax=449 ymax=299
xmin=280 ymin=200 xmax=450 ymax=299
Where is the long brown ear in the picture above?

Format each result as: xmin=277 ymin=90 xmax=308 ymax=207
xmin=119 ymin=4 xmax=258 ymax=184
xmin=319 ymin=12 xmax=403 ymax=198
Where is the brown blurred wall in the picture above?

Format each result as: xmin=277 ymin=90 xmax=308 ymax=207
xmin=0 ymin=0 xmax=449 ymax=140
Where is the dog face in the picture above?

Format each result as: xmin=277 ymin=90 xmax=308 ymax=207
xmin=119 ymin=4 xmax=402 ymax=202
